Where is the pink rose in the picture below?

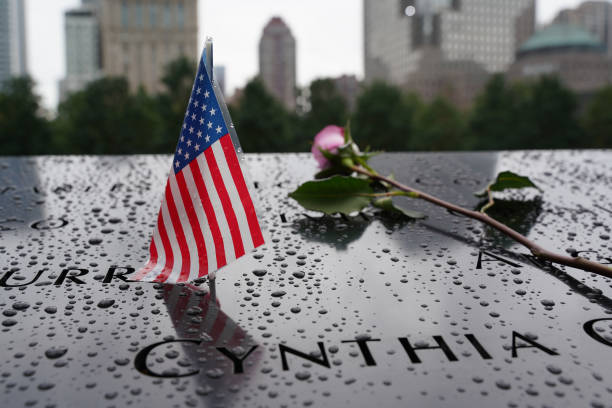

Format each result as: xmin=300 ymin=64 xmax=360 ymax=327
xmin=311 ymin=125 xmax=345 ymax=169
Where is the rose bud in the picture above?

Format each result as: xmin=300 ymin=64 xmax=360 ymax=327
xmin=311 ymin=125 xmax=345 ymax=169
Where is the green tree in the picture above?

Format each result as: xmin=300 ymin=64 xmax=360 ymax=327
xmin=469 ymin=75 xmax=583 ymax=149
xmin=468 ymin=74 xmax=522 ymax=150
xmin=411 ymin=97 xmax=466 ymax=150
xmin=53 ymin=77 xmax=162 ymax=154
xmin=520 ymin=76 xmax=583 ymax=149
xmin=583 ymin=86 xmax=612 ymax=148
xmin=156 ymin=56 xmax=198 ymax=152
xmin=351 ymin=82 xmax=420 ymax=151
xmin=230 ymin=78 xmax=294 ymax=152
xmin=304 ymin=78 xmax=348 ymax=136
xmin=0 ymin=76 xmax=51 ymax=155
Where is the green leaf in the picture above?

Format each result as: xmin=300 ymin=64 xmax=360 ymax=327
xmin=343 ymin=120 xmax=352 ymax=144
xmin=314 ymin=165 xmax=353 ymax=179
xmin=288 ymin=176 xmax=374 ymax=215
xmin=475 ymin=171 xmax=539 ymax=196
xmin=372 ymin=197 xmax=426 ymax=219
xmin=489 ymin=171 xmax=539 ymax=192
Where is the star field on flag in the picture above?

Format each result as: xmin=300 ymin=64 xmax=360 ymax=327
xmin=134 ymin=45 xmax=265 ymax=284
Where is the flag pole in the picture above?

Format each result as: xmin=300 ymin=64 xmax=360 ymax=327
xmin=204 ymin=37 xmax=217 ymax=282
xmin=201 ymin=37 xmax=268 ymax=283
xmin=205 ymin=38 xmax=270 ymax=252
xmin=205 ymin=37 xmax=213 ymax=82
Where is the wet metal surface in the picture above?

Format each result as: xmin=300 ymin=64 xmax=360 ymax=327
xmin=1 ymin=151 xmax=611 ymax=407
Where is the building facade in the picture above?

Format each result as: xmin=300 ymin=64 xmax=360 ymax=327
xmin=405 ymin=48 xmax=489 ymax=109
xmin=258 ymin=17 xmax=296 ymax=110
xmin=553 ymin=1 xmax=612 ymax=59
xmin=363 ymin=0 xmax=413 ymax=85
xmin=508 ymin=24 xmax=612 ymax=95
xmin=59 ymin=2 xmax=102 ymax=101
xmin=100 ymin=0 xmax=198 ymax=94
xmin=0 ymin=0 xmax=27 ymax=85
xmin=364 ymin=0 xmax=535 ymax=104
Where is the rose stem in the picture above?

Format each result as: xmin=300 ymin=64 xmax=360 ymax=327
xmin=350 ymin=165 xmax=612 ymax=278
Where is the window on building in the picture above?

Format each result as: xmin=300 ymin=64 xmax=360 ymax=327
xmin=138 ymin=43 xmax=144 ymax=80
xmin=150 ymin=4 xmax=157 ymax=27
xmin=152 ymin=44 xmax=157 ymax=71
xmin=163 ymin=2 xmax=171 ymax=27
xmin=122 ymin=43 xmax=130 ymax=75
xmin=135 ymin=2 xmax=143 ymax=27
xmin=121 ymin=0 xmax=129 ymax=27
xmin=177 ymin=1 xmax=185 ymax=28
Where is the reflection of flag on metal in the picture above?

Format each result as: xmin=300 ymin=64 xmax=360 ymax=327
xmin=162 ymin=284 xmax=248 ymax=345
xmin=134 ymin=43 xmax=265 ymax=284
xmin=161 ymin=283 xmax=261 ymax=403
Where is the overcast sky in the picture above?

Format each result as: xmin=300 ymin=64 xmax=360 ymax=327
xmin=25 ymin=0 xmax=589 ymax=110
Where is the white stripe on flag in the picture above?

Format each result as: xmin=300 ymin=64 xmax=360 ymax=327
xmin=211 ymin=141 xmax=255 ymax=252
xmin=182 ymin=165 xmax=216 ymax=274
xmin=196 ymin=151 xmax=237 ymax=263
xmin=160 ymin=198 xmax=183 ymax=283
xmin=169 ymin=173 xmax=200 ymax=282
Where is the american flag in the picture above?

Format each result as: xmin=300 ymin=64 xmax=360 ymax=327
xmin=134 ymin=47 xmax=265 ymax=284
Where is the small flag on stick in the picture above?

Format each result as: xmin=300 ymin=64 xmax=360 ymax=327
xmin=134 ymin=40 xmax=265 ymax=284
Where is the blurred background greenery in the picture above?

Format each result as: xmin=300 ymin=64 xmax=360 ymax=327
xmin=1 ymin=56 xmax=611 ymax=155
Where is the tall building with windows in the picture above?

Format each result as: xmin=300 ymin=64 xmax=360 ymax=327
xmin=59 ymin=1 xmax=102 ymax=101
xmin=0 ymin=0 xmax=27 ymax=85
xmin=553 ymin=1 xmax=612 ymax=58
xmin=258 ymin=17 xmax=296 ymax=110
xmin=364 ymin=0 xmax=535 ymax=86
xmin=100 ymin=0 xmax=198 ymax=93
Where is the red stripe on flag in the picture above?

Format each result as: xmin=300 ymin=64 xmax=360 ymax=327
xmin=189 ymin=159 xmax=227 ymax=268
xmin=220 ymin=134 xmax=265 ymax=247
xmin=153 ymin=206 xmax=174 ymax=282
xmin=164 ymin=183 xmax=191 ymax=282
xmin=204 ymin=147 xmax=245 ymax=258
xmin=132 ymin=239 xmax=158 ymax=280
xmin=208 ymin=305 xmax=229 ymax=341
xmin=176 ymin=171 xmax=208 ymax=276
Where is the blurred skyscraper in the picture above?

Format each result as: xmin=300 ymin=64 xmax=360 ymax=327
xmin=82 ymin=0 xmax=102 ymax=7
xmin=553 ymin=1 xmax=612 ymax=58
xmin=363 ymin=0 xmax=535 ymax=107
xmin=259 ymin=17 xmax=296 ymax=110
xmin=59 ymin=0 xmax=102 ymax=101
xmin=100 ymin=0 xmax=198 ymax=94
xmin=0 ymin=0 xmax=27 ymax=85
xmin=332 ymin=74 xmax=360 ymax=111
